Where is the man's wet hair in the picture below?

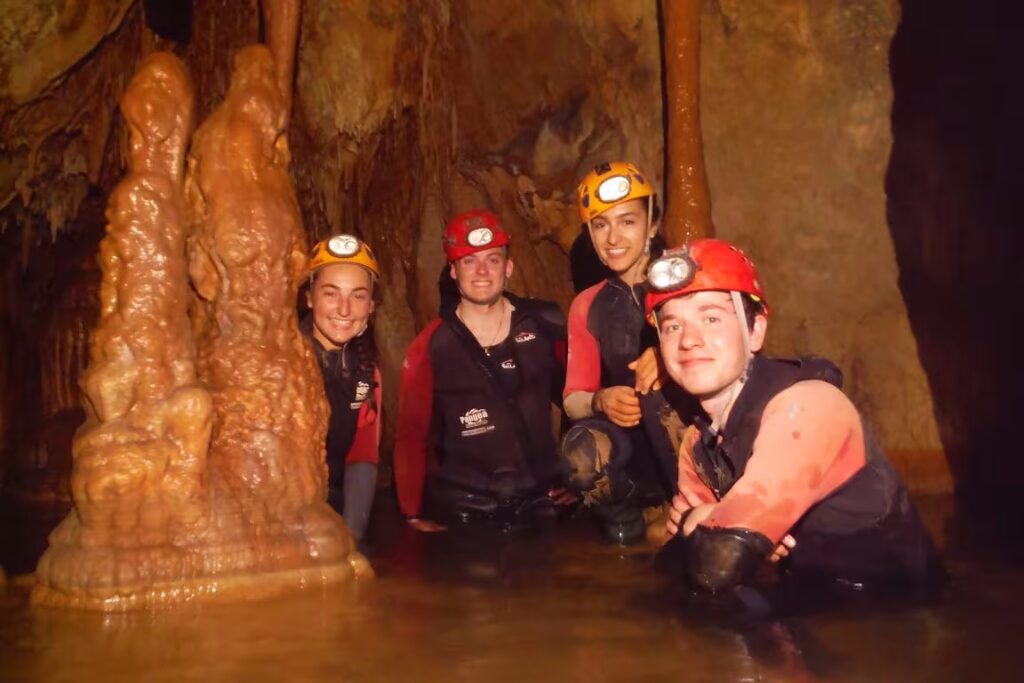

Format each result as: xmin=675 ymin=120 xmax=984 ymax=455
xmin=741 ymin=293 xmax=766 ymax=331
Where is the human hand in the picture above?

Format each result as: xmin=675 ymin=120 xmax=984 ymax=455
xmin=547 ymin=487 xmax=578 ymax=506
xmin=665 ymin=493 xmax=691 ymax=536
xmin=629 ymin=347 xmax=666 ymax=395
xmin=593 ymin=386 xmax=642 ymax=427
xmin=406 ymin=517 xmax=447 ymax=533
xmin=769 ymin=534 xmax=796 ymax=563
xmin=666 ymin=491 xmax=717 ymax=538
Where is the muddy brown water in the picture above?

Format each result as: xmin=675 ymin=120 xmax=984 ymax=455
xmin=2 ymin=495 xmax=1022 ymax=682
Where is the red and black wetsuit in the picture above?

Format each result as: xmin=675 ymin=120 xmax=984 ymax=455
xmin=394 ymin=294 xmax=567 ymax=521
xmin=301 ymin=316 xmax=381 ymax=513
xmin=565 ymin=277 xmax=676 ymax=497
xmin=667 ymin=356 xmax=939 ymax=590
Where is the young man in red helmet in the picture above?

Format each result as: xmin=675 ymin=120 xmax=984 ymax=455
xmin=302 ymin=234 xmax=383 ymax=541
xmin=560 ymin=161 xmax=678 ymax=545
xmin=647 ymin=239 xmax=939 ymax=591
xmin=394 ymin=210 xmax=576 ymax=532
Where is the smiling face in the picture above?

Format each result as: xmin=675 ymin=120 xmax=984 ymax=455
xmin=587 ymin=198 xmax=658 ymax=283
xmin=449 ymin=246 xmax=513 ymax=306
xmin=657 ymin=290 xmax=767 ymax=405
xmin=307 ymin=263 xmax=375 ymax=350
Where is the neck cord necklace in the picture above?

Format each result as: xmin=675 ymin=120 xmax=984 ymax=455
xmin=457 ymin=298 xmax=507 ymax=355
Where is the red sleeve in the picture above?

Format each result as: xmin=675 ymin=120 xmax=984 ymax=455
xmin=564 ymin=282 xmax=604 ymax=398
xmin=554 ymin=339 xmax=567 ymax=371
xmin=676 ymin=426 xmax=719 ymax=505
xmin=346 ymin=366 xmax=382 ymax=465
xmin=393 ymin=319 xmax=441 ymax=517
xmin=704 ymin=381 xmax=868 ymax=544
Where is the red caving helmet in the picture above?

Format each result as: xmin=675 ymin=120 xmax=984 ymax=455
xmin=644 ymin=238 xmax=768 ymax=322
xmin=442 ymin=209 xmax=511 ymax=262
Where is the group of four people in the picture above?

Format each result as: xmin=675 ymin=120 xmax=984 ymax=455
xmin=301 ymin=160 xmax=939 ymax=593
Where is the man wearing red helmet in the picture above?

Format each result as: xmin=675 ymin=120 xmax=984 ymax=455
xmin=647 ymin=239 xmax=938 ymax=591
xmin=394 ymin=210 xmax=576 ymax=532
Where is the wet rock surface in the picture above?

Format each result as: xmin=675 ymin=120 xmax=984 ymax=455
xmin=699 ymin=0 xmax=950 ymax=492
xmin=32 ymin=40 xmax=369 ymax=611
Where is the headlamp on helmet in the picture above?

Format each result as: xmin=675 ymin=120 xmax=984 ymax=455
xmin=466 ymin=227 xmax=494 ymax=247
xmin=327 ymin=234 xmax=361 ymax=258
xmin=595 ymin=175 xmax=632 ymax=204
xmin=648 ymin=250 xmax=698 ymax=292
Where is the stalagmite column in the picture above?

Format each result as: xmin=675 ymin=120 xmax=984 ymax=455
xmin=184 ymin=39 xmax=355 ymax=562
xmin=32 ymin=52 xmax=218 ymax=609
xmin=661 ymin=0 xmax=713 ymax=244
xmin=33 ymin=2 xmax=370 ymax=612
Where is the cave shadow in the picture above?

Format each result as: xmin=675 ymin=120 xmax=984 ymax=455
xmin=886 ymin=0 xmax=1024 ymax=501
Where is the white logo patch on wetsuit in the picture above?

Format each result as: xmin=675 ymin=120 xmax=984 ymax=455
xmin=501 ymin=359 xmax=516 ymax=370
xmin=514 ymin=331 xmax=536 ymax=343
xmin=350 ymin=380 xmax=370 ymax=409
xmin=459 ymin=407 xmax=495 ymax=437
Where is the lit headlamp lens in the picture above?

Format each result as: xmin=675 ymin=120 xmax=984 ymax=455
xmin=466 ymin=227 xmax=494 ymax=247
xmin=327 ymin=234 xmax=361 ymax=257
xmin=595 ymin=175 xmax=631 ymax=203
xmin=648 ymin=254 xmax=697 ymax=291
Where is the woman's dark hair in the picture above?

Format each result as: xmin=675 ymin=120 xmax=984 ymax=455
xmin=569 ymin=228 xmax=613 ymax=293
xmin=649 ymin=195 xmax=662 ymax=225
xmin=347 ymin=323 xmax=380 ymax=378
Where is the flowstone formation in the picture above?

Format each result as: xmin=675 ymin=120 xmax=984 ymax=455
xmin=32 ymin=46 xmax=369 ymax=611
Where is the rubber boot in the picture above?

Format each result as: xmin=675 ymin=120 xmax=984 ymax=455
xmin=561 ymin=425 xmax=614 ymax=503
xmin=594 ymin=483 xmax=646 ymax=546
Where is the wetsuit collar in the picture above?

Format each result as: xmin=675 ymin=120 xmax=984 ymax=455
xmin=300 ymin=311 xmax=350 ymax=367
xmin=443 ymin=293 xmax=533 ymax=326
xmin=605 ymin=275 xmax=647 ymax=308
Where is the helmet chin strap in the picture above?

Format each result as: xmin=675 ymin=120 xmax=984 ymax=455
xmin=709 ymin=291 xmax=753 ymax=435
xmin=732 ymin=290 xmax=752 ymax=373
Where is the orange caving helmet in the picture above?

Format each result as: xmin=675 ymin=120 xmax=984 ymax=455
xmin=308 ymin=234 xmax=381 ymax=278
xmin=644 ymin=239 xmax=768 ymax=322
xmin=577 ymin=161 xmax=656 ymax=223
xmin=443 ymin=209 xmax=511 ymax=262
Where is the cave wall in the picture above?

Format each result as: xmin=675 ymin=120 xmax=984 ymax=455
xmin=887 ymin=0 xmax=1022 ymax=492
xmin=699 ymin=0 xmax=951 ymax=493
xmin=288 ymin=0 xmax=664 ymax=466
xmin=4 ymin=0 xmax=1015 ymax=517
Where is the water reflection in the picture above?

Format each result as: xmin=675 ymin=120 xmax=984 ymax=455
xmin=2 ymin=495 xmax=1022 ymax=682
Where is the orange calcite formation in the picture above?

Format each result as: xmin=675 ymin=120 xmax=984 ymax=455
xmin=31 ymin=46 xmax=369 ymax=611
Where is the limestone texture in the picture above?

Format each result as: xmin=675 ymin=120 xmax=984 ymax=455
xmin=32 ymin=42 xmax=368 ymax=611
xmin=700 ymin=0 xmax=950 ymax=492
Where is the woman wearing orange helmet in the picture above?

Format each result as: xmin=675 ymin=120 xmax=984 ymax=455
xmin=302 ymin=234 xmax=382 ymax=541
xmin=561 ymin=161 xmax=678 ymax=545
xmin=648 ymin=239 xmax=939 ymax=591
